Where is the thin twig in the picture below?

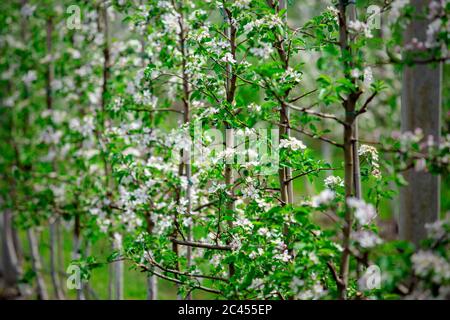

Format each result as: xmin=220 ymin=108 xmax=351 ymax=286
xmin=285 ymin=167 xmax=337 ymax=183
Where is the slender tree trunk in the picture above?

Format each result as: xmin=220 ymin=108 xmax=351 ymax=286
xmin=278 ymin=0 xmax=294 ymax=205
xmin=400 ymin=0 xmax=441 ymax=245
xmin=340 ymin=107 xmax=355 ymax=300
xmin=99 ymin=2 xmax=124 ymax=300
xmin=347 ymin=3 xmax=362 ymax=200
xmin=83 ymin=240 xmax=91 ymax=299
xmin=12 ymin=227 xmax=23 ymax=274
xmin=181 ymin=23 xmax=193 ymax=301
xmin=272 ymin=1 xmax=295 ymax=253
xmin=113 ymin=236 xmax=123 ymax=300
xmin=275 ymin=0 xmax=294 ymax=208
xmin=138 ymin=0 xmax=159 ymax=301
xmin=0 ymin=212 xmax=4 ymax=279
xmin=346 ymin=2 xmax=364 ymax=282
xmin=73 ymin=214 xmax=84 ymax=300
xmin=46 ymin=17 xmax=65 ymax=300
xmin=337 ymin=1 xmax=359 ymax=299
xmin=147 ymin=275 xmax=158 ymax=300
xmin=27 ymin=229 xmax=48 ymax=300
xmin=56 ymin=218 xmax=66 ymax=296
xmin=0 ymin=212 xmax=3 ymax=278
xmin=0 ymin=2 xmax=27 ymax=299
xmin=99 ymin=4 xmax=114 ymax=299
xmin=50 ymin=221 xmax=64 ymax=300
xmin=108 ymin=263 xmax=114 ymax=300
xmin=1 ymin=157 xmax=23 ymax=298
xmin=0 ymin=209 xmax=22 ymax=298
xmin=224 ymin=8 xmax=237 ymax=281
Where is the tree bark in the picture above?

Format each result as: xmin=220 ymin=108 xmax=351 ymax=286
xmin=340 ymin=104 xmax=355 ymax=299
xmin=337 ymin=1 xmax=359 ymax=299
xmin=347 ymin=3 xmax=362 ymax=200
xmin=56 ymin=219 xmax=66 ymax=296
xmin=99 ymin=1 xmax=124 ymax=300
xmin=27 ymin=228 xmax=49 ymax=300
xmin=400 ymin=0 xmax=441 ymax=245
xmin=147 ymin=275 xmax=158 ymax=300
xmin=50 ymin=221 xmax=64 ymax=300
xmin=73 ymin=214 xmax=85 ymax=300
xmin=113 ymin=237 xmax=123 ymax=300
xmin=0 ymin=209 xmax=22 ymax=298
xmin=276 ymin=0 xmax=294 ymax=207
xmin=224 ymin=8 xmax=237 ymax=281
xmin=46 ymin=16 xmax=65 ymax=300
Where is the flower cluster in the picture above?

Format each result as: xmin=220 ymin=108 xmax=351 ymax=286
xmin=279 ymin=137 xmax=307 ymax=151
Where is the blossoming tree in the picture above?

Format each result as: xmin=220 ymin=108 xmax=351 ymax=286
xmin=0 ymin=0 xmax=448 ymax=300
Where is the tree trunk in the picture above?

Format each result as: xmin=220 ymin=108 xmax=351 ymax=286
xmin=347 ymin=3 xmax=362 ymax=200
xmin=50 ymin=221 xmax=64 ymax=299
xmin=400 ymin=0 xmax=441 ymax=245
xmin=46 ymin=16 xmax=64 ymax=300
xmin=108 ymin=263 xmax=114 ymax=300
xmin=27 ymin=228 xmax=48 ymax=300
xmin=147 ymin=275 xmax=158 ymax=300
xmin=0 ymin=209 xmax=22 ymax=298
xmin=340 ymin=109 xmax=355 ymax=299
xmin=178 ymin=5 xmax=193 ymax=299
xmin=56 ymin=219 xmax=66 ymax=296
xmin=224 ymin=9 xmax=237 ymax=282
xmin=276 ymin=0 xmax=294 ymax=208
xmin=12 ymin=227 xmax=23 ymax=273
xmin=113 ymin=237 xmax=124 ymax=300
xmin=73 ymin=214 xmax=84 ymax=300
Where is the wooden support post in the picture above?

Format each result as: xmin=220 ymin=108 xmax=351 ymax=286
xmin=400 ymin=0 xmax=441 ymax=245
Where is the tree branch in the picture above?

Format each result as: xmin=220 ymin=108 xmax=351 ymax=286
xmin=170 ymin=238 xmax=231 ymax=251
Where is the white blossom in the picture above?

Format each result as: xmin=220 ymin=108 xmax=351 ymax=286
xmin=161 ymin=12 xmax=181 ymax=34
xmin=412 ymin=250 xmax=450 ymax=283
xmin=425 ymin=219 xmax=448 ymax=241
xmin=358 ymin=144 xmax=381 ymax=179
xmin=363 ymin=67 xmax=373 ymax=86
xmin=348 ymin=20 xmax=373 ymax=38
xmin=347 ymin=197 xmax=377 ymax=225
xmin=230 ymin=238 xmax=242 ymax=252
xmin=281 ymin=67 xmax=302 ymax=84
xmin=22 ymin=70 xmax=37 ymax=85
xmin=324 ymin=175 xmax=344 ymax=188
xmin=257 ymin=227 xmax=271 ymax=237
xmin=311 ymin=189 xmax=335 ymax=208
xmin=292 ymin=279 xmax=327 ymax=300
xmin=353 ymin=230 xmax=382 ymax=248
xmin=351 ymin=69 xmax=361 ymax=79
xmin=235 ymin=218 xmax=254 ymax=231
xmin=249 ymin=247 xmax=264 ymax=259
xmin=279 ymin=136 xmax=306 ymax=151
xmin=221 ymin=52 xmax=236 ymax=64
xmin=274 ymin=250 xmax=292 ymax=262
xmin=248 ymin=103 xmax=261 ymax=113
xmin=21 ymin=4 xmax=36 ymax=17
xmin=250 ymin=42 xmax=274 ymax=59
xmin=233 ymin=0 xmax=252 ymax=9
